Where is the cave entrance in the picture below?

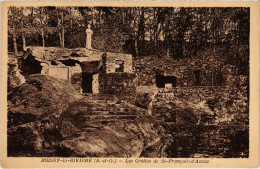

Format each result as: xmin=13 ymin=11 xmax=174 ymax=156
xmin=82 ymin=72 xmax=99 ymax=94
xmin=82 ymin=72 xmax=93 ymax=93
xmin=156 ymin=73 xmax=177 ymax=88
xmin=81 ymin=61 xmax=100 ymax=94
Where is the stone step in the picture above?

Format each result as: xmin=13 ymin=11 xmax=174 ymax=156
xmin=84 ymin=111 xmax=111 ymax=115
xmin=88 ymin=106 xmax=131 ymax=112
xmin=75 ymin=95 xmax=148 ymax=119
xmin=76 ymin=107 xmax=89 ymax=112
xmin=79 ymin=110 xmax=146 ymax=116
xmin=85 ymin=111 xmax=131 ymax=115
xmin=76 ymin=105 xmax=146 ymax=115
xmin=84 ymin=115 xmax=138 ymax=120
xmin=83 ymin=94 xmax=116 ymax=101
xmin=87 ymin=102 xmax=130 ymax=108
xmin=80 ymin=102 xmax=116 ymax=108
xmin=88 ymin=107 xmax=111 ymax=111
xmin=82 ymin=120 xmax=132 ymax=128
xmin=77 ymin=105 xmax=133 ymax=111
xmin=83 ymin=93 xmax=115 ymax=97
xmin=81 ymin=127 xmax=100 ymax=132
xmin=83 ymin=99 xmax=117 ymax=104
xmin=83 ymin=120 xmax=133 ymax=127
xmin=85 ymin=97 xmax=117 ymax=102
xmin=77 ymin=112 xmax=140 ymax=118
xmin=85 ymin=118 xmax=135 ymax=123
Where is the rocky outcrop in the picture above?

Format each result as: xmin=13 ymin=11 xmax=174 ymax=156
xmin=7 ymin=75 xmax=83 ymax=156
xmin=135 ymin=85 xmax=214 ymax=124
xmin=60 ymin=117 xmax=167 ymax=157
xmin=8 ymin=74 xmax=82 ymax=126
xmin=8 ymin=120 xmax=62 ymax=156
xmin=59 ymin=96 xmax=168 ymax=157
xmin=8 ymin=57 xmax=25 ymax=92
xmin=8 ymin=80 xmax=167 ymax=157
xmin=23 ymin=46 xmax=103 ymax=61
xmin=135 ymin=86 xmax=158 ymax=109
xmin=152 ymin=99 xmax=214 ymax=124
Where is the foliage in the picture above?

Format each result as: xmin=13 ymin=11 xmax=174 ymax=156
xmin=8 ymin=6 xmax=249 ymax=75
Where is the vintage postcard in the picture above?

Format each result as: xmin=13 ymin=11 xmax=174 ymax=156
xmin=1 ymin=1 xmax=259 ymax=168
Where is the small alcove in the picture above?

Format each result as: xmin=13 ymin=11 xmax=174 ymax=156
xmin=156 ymin=72 xmax=177 ymax=88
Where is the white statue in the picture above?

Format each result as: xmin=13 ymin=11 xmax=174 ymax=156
xmin=86 ymin=24 xmax=93 ymax=49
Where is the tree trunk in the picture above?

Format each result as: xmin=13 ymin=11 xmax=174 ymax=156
xmin=153 ymin=8 xmax=158 ymax=49
xmin=137 ymin=8 xmax=144 ymax=56
xmin=134 ymin=31 xmax=138 ymax=57
xmin=154 ymin=27 xmax=157 ymax=49
xmin=134 ymin=38 xmax=138 ymax=57
xmin=21 ymin=20 xmax=26 ymax=50
xmin=10 ymin=7 xmax=18 ymax=55
xmin=59 ymin=32 xmax=62 ymax=47
xmin=138 ymin=8 xmax=145 ymax=41
xmin=22 ymin=33 xmax=26 ymax=50
xmin=41 ymin=28 xmax=45 ymax=47
xmin=61 ymin=9 xmax=65 ymax=48
xmin=56 ymin=8 xmax=62 ymax=47
xmin=39 ymin=8 xmax=45 ymax=47
xmin=45 ymin=14 xmax=48 ymax=46
xmin=62 ymin=27 xmax=65 ymax=48
xmin=70 ymin=7 xmax=73 ymax=31
xmin=13 ymin=33 xmax=18 ymax=56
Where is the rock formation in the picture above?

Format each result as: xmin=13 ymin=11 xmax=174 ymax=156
xmin=7 ymin=75 xmax=168 ymax=157
xmin=8 ymin=75 xmax=82 ymax=156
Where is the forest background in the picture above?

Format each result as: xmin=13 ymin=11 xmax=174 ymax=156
xmin=8 ymin=7 xmax=249 ymax=75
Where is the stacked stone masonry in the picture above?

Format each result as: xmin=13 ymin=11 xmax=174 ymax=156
xmin=105 ymin=52 xmax=133 ymax=74
xmin=22 ymin=47 xmax=136 ymax=96
xmin=134 ymin=55 xmax=235 ymax=87
xmin=153 ymin=75 xmax=248 ymax=125
xmin=20 ymin=46 xmax=248 ymax=126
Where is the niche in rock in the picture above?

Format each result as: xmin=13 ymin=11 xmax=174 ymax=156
xmin=115 ymin=60 xmax=124 ymax=73
xmin=60 ymin=59 xmax=81 ymax=66
xmin=156 ymin=72 xmax=177 ymax=88
xmin=20 ymin=53 xmax=42 ymax=76
xmin=213 ymin=70 xmax=223 ymax=86
xmin=194 ymin=70 xmax=201 ymax=86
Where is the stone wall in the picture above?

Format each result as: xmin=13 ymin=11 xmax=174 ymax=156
xmin=134 ymin=55 xmax=233 ymax=87
xmin=70 ymin=63 xmax=82 ymax=91
xmin=21 ymin=47 xmax=136 ymax=95
xmin=165 ymin=125 xmax=249 ymax=158
xmin=152 ymin=75 xmax=248 ymax=125
xmin=105 ymin=52 xmax=133 ymax=74
xmin=156 ymin=86 xmax=227 ymax=102
xmin=92 ymin=74 xmax=99 ymax=94
xmin=99 ymin=72 xmax=137 ymax=103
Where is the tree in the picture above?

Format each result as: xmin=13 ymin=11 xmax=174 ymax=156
xmin=7 ymin=6 xmax=249 ymax=76
xmin=8 ymin=7 xmax=20 ymax=55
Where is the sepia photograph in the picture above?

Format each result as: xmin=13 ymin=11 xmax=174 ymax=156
xmin=1 ymin=1 xmax=259 ymax=168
